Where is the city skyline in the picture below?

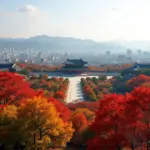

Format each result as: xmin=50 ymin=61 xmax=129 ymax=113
xmin=1 ymin=0 xmax=150 ymax=41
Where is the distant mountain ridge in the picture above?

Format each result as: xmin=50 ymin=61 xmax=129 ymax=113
xmin=0 ymin=35 xmax=150 ymax=53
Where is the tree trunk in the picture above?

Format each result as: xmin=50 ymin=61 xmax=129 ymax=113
xmin=117 ymin=144 xmax=121 ymax=150
xmin=131 ymin=143 xmax=135 ymax=150
xmin=39 ymin=131 xmax=42 ymax=140
xmin=146 ymin=142 xmax=149 ymax=150
xmin=33 ymin=133 xmax=36 ymax=145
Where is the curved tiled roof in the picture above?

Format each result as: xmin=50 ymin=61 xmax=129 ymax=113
xmin=0 ymin=63 xmax=14 ymax=68
xmin=64 ymin=58 xmax=88 ymax=65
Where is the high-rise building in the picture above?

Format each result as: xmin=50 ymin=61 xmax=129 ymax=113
xmin=143 ymin=51 xmax=149 ymax=56
xmin=117 ymin=55 xmax=126 ymax=63
xmin=127 ymin=49 xmax=132 ymax=56
xmin=137 ymin=49 xmax=142 ymax=56
xmin=37 ymin=52 xmax=42 ymax=58
xmin=106 ymin=51 xmax=111 ymax=56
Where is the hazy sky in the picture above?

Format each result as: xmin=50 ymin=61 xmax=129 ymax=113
xmin=0 ymin=0 xmax=150 ymax=41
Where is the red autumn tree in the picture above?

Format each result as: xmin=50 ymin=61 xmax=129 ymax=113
xmin=87 ymin=94 xmax=127 ymax=150
xmin=87 ymin=87 xmax=150 ymax=150
xmin=59 ymin=84 xmax=68 ymax=92
xmin=127 ymin=87 xmax=150 ymax=148
xmin=34 ymin=89 xmax=45 ymax=97
xmin=0 ymin=71 xmax=35 ymax=105
xmin=127 ymin=74 xmax=150 ymax=89
xmin=54 ymin=91 xmax=65 ymax=100
xmin=141 ymin=81 xmax=150 ymax=88
xmin=48 ymin=97 xmax=71 ymax=122
xmin=17 ymin=63 xmax=27 ymax=68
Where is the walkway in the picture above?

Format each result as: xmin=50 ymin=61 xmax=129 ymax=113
xmin=30 ymin=72 xmax=114 ymax=103
xmin=66 ymin=76 xmax=113 ymax=103
xmin=66 ymin=77 xmax=84 ymax=103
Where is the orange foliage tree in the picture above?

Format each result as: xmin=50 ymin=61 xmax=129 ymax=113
xmin=72 ymin=108 xmax=95 ymax=122
xmin=70 ymin=113 xmax=88 ymax=145
xmin=67 ymin=101 xmax=99 ymax=112
xmin=7 ymin=96 xmax=74 ymax=149
xmin=70 ymin=113 xmax=88 ymax=132
xmin=81 ymin=77 xmax=112 ymax=101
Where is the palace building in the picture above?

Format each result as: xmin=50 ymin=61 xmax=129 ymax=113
xmin=0 ymin=63 xmax=22 ymax=72
xmin=125 ymin=62 xmax=150 ymax=71
xmin=62 ymin=58 xmax=88 ymax=73
xmin=121 ymin=62 xmax=150 ymax=79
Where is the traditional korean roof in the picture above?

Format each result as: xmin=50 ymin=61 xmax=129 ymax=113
xmin=0 ymin=63 xmax=22 ymax=71
xmin=0 ymin=63 xmax=14 ymax=69
xmin=124 ymin=62 xmax=150 ymax=71
xmin=64 ymin=58 xmax=88 ymax=65
xmin=136 ymin=63 xmax=150 ymax=68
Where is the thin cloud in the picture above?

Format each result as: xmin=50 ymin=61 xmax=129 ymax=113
xmin=110 ymin=8 xmax=117 ymax=12
xmin=17 ymin=4 xmax=39 ymax=13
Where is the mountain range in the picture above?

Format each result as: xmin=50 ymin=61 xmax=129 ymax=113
xmin=0 ymin=35 xmax=150 ymax=53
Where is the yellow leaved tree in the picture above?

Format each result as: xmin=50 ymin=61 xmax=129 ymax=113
xmin=0 ymin=105 xmax=22 ymax=149
xmin=17 ymin=96 xmax=74 ymax=149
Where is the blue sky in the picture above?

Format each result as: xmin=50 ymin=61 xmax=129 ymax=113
xmin=0 ymin=0 xmax=150 ymax=41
